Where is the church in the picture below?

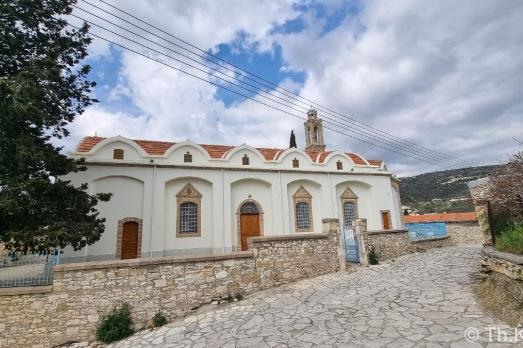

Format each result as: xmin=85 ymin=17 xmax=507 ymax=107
xmin=61 ymin=110 xmax=403 ymax=262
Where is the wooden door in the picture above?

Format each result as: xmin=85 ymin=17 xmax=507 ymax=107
xmin=121 ymin=221 xmax=139 ymax=259
xmin=381 ymin=211 xmax=391 ymax=230
xmin=240 ymin=214 xmax=260 ymax=251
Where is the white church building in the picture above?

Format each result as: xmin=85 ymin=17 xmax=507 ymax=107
xmin=62 ymin=110 xmax=403 ymax=262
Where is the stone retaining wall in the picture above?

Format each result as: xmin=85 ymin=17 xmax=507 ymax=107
xmin=0 ymin=221 xmax=343 ymax=348
xmin=361 ymin=220 xmax=482 ymax=261
xmin=363 ymin=230 xmax=413 ymax=261
xmin=446 ymin=221 xmax=484 ymax=245
xmin=481 ymin=248 xmax=523 ymax=281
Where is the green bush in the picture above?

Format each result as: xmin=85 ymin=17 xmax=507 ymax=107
xmin=152 ymin=311 xmax=168 ymax=327
xmin=368 ymin=246 xmax=379 ymax=265
xmin=96 ymin=303 xmax=134 ymax=343
xmin=495 ymin=223 xmax=523 ymax=255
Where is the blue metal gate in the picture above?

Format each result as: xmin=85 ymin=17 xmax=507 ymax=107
xmin=342 ymin=226 xmax=360 ymax=263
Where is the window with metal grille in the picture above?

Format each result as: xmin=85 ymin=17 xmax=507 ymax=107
xmin=296 ymin=202 xmax=310 ymax=230
xmin=113 ymin=149 xmax=124 ymax=160
xmin=292 ymin=158 xmax=299 ymax=168
xmin=242 ymin=154 xmax=250 ymax=165
xmin=343 ymin=202 xmax=356 ymax=228
xmin=184 ymin=151 xmax=192 ymax=163
xmin=337 ymin=161 xmax=343 ymax=170
xmin=180 ymin=202 xmax=198 ymax=234
xmin=240 ymin=202 xmax=259 ymax=214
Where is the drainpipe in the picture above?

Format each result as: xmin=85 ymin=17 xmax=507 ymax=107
xmin=221 ymin=168 xmax=225 ymax=253
xmin=328 ymin=173 xmax=335 ymax=217
xmin=150 ymin=162 xmax=156 ymax=258
xmin=279 ymin=171 xmax=285 ymax=233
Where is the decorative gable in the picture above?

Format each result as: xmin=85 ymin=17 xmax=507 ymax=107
xmin=340 ymin=187 xmax=358 ymax=200
xmin=176 ymin=183 xmax=202 ymax=199
xmin=293 ymin=185 xmax=312 ymax=200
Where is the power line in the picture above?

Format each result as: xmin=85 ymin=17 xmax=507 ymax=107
xmin=76 ymin=0 xmax=481 ymax=168
xmin=67 ymin=24 xmax=469 ymax=170
xmin=69 ymin=11 xmax=472 ymax=168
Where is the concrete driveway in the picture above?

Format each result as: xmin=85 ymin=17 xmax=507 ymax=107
xmin=107 ymin=246 xmax=518 ymax=347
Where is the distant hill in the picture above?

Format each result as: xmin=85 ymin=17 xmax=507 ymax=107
xmin=399 ymin=165 xmax=497 ymax=213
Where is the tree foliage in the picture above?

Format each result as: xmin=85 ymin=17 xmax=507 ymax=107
xmin=488 ymin=151 xmax=523 ymax=217
xmin=0 ymin=0 xmax=110 ymax=254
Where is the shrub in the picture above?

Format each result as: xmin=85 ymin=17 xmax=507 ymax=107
xmin=152 ymin=311 xmax=168 ymax=327
xmin=96 ymin=303 xmax=134 ymax=343
xmin=368 ymin=245 xmax=379 ymax=265
xmin=495 ymin=223 xmax=523 ymax=255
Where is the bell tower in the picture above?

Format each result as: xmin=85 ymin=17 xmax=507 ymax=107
xmin=304 ymin=109 xmax=325 ymax=152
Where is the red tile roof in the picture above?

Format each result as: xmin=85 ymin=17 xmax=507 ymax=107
xmin=404 ymin=212 xmax=477 ymax=223
xmin=347 ymin=153 xmax=367 ymax=165
xmin=75 ymin=136 xmax=382 ymax=165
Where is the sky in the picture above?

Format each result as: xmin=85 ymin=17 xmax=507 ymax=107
xmin=64 ymin=0 xmax=523 ymax=176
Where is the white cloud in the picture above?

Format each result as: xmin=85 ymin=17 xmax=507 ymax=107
xmin=63 ymin=0 xmax=523 ymax=176
xmin=273 ymin=0 xmax=523 ymax=174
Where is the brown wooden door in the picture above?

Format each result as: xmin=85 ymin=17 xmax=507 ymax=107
xmin=121 ymin=221 xmax=139 ymax=259
xmin=381 ymin=211 xmax=391 ymax=230
xmin=240 ymin=214 xmax=260 ymax=251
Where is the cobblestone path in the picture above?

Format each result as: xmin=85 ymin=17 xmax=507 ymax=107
xmin=108 ymin=246 xmax=519 ymax=347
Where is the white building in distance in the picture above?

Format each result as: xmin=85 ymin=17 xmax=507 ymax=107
xmin=62 ymin=110 xmax=403 ymax=262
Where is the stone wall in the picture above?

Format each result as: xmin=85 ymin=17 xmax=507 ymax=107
xmin=361 ymin=220 xmax=482 ymax=262
xmin=481 ymin=248 xmax=523 ymax=281
xmin=446 ymin=221 xmax=484 ymax=244
xmin=0 ymin=221 xmax=343 ymax=348
xmin=363 ymin=230 xmax=413 ymax=261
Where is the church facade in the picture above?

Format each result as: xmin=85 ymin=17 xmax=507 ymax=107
xmin=62 ymin=110 xmax=403 ymax=262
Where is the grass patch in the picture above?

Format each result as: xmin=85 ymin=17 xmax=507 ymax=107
xmin=495 ymin=223 xmax=523 ymax=255
xmin=368 ymin=245 xmax=379 ymax=265
xmin=96 ymin=303 xmax=134 ymax=343
xmin=152 ymin=311 xmax=168 ymax=328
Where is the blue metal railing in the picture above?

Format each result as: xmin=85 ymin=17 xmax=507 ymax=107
xmin=406 ymin=222 xmax=448 ymax=241
xmin=0 ymin=252 xmax=60 ymax=288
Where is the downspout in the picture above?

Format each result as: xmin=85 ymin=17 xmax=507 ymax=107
xmin=150 ymin=162 xmax=156 ymax=258
xmin=328 ymin=173 xmax=335 ymax=217
xmin=221 ymin=168 xmax=225 ymax=253
xmin=279 ymin=170 xmax=284 ymax=233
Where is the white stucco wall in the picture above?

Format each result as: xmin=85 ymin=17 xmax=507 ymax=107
xmin=61 ymin=137 xmax=403 ymax=262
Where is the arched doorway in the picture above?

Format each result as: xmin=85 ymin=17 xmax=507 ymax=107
xmin=121 ymin=221 xmax=139 ymax=259
xmin=239 ymin=201 xmax=261 ymax=251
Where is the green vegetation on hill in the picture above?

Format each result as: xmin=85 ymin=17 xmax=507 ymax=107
xmin=400 ymin=165 xmax=497 ymax=214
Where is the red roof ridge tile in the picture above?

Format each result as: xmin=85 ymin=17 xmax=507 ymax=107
xmin=74 ymin=136 xmax=382 ymax=165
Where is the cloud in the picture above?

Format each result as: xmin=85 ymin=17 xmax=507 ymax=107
xmin=63 ymin=0 xmax=523 ymax=176
xmin=273 ymin=0 xmax=523 ymax=174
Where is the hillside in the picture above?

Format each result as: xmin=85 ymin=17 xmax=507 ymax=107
xmin=399 ymin=165 xmax=497 ymax=213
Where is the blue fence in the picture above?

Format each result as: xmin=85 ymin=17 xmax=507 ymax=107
xmin=0 ymin=252 xmax=60 ymax=288
xmin=406 ymin=222 xmax=448 ymax=241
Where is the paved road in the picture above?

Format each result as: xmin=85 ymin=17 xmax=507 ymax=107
xmin=108 ymin=246 xmax=519 ymax=347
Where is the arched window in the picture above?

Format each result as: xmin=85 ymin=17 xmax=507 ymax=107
xmin=293 ymin=185 xmax=313 ymax=232
xmin=337 ymin=160 xmax=343 ymax=170
xmin=240 ymin=202 xmax=259 ymax=214
xmin=340 ymin=187 xmax=358 ymax=230
xmin=343 ymin=202 xmax=356 ymax=228
xmin=113 ymin=148 xmax=124 ymax=160
xmin=176 ymin=183 xmax=202 ymax=237
xmin=242 ymin=154 xmax=250 ymax=165
xmin=180 ymin=202 xmax=198 ymax=234
xmin=184 ymin=151 xmax=192 ymax=163
xmin=296 ymin=202 xmax=311 ymax=230
xmin=313 ymin=126 xmax=318 ymax=142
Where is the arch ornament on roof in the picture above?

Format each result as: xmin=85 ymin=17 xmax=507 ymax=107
xmin=87 ymin=136 xmax=149 ymax=157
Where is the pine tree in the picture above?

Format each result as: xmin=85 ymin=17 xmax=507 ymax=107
xmin=0 ymin=0 xmax=111 ymax=254
xmin=289 ymin=130 xmax=297 ymax=148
